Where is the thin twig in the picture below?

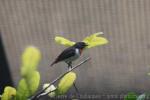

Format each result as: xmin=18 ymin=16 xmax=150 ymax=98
xmin=73 ymin=82 xmax=80 ymax=98
xmin=67 ymin=63 xmax=80 ymax=98
xmin=29 ymin=57 xmax=91 ymax=100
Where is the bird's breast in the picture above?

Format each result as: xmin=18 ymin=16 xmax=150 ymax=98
xmin=64 ymin=48 xmax=80 ymax=63
xmin=75 ymin=48 xmax=81 ymax=56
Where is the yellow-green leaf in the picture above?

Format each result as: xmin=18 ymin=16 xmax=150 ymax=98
xmin=16 ymin=79 xmax=30 ymax=100
xmin=27 ymin=71 xmax=40 ymax=94
xmin=16 ymin=71 xmax=40 ymax=100
xmin=56 ymin=72 xmax=76 ymax=95
xmin=1 ymin=86 xmax=16 ymax=100
xmin=54 ymin=32 xmax=108 ymax=48
xmin=55 ymin=36 xmax=75 ymax=47
xmin=21 ymin=46 xmax=41 ymax=76
xmin=83 ymin=32 xmax=108 ymax=48
xmin=16 ymin=46 xmax=41 ymax=100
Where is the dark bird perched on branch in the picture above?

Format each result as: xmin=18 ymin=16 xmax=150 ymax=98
xmin=50 ymin=42 xmax=88 ymax=68
xmin=50 ymin=42 xmax=88 ymax=98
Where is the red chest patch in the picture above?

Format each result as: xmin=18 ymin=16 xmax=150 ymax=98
xmin=79 ymin=49 xmax=83 ymax=54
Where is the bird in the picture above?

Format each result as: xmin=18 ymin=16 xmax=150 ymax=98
xmin=50 ymin=42 xmax=88 ymax=68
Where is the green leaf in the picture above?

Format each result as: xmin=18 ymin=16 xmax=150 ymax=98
xmin=27 ymin=71 xmax=40 ymax=94
xmin=56 ymin=72 xmax=76 ymax=95
xmin=1 ymin=86 xmax=16 ymax=100
xmin=124 ymin=92 xmax=137 ymax=100
xmin=55 ymin=36 xmax=75 ymax=47
xmin=83 ymin=32 xmax=108 ymax=48
xmin=137 ymin=94 xmax=146 ymax=100
xmin=16 ymin=71 xmax=40 ymax=100
xmin=16 ymin=46 xmax=41 ymax=100
xmin=54 ymin=32 xmax=108 ymax=48
xmin=16 ymin=79 xmax=30 ymax=100
xmin=21 ymin=46 xmax=41 ymax=76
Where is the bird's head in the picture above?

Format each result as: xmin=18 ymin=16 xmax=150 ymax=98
xmin=73 ymin=42 xmax=88 ymax=49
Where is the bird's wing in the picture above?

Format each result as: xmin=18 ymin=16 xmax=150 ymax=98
xmin=54 ymin=47 xmax=76 ymax=63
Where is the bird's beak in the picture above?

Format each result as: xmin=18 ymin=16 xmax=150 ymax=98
xmin=85 ymin=44 xmax=88 ymax=46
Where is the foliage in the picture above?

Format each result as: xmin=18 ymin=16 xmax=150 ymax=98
xmin=55 ymin=32 xmax=108 ymax=48
xmin=124 ymin=92 xmax=150 ymax=100
xmin=21 ymin=47 xmax=41 ymax=76
xmin=16 ymin=46 xmax=41 ymax=100
xmin=16 ymin=71 xmax=40 ymax=99
xmin=0 ymin=46 xmax=41 ymax=100
xmin=83 ymin=32 xmax=108 ymax=48
xmin=0 ymin=46 xmax=79 ymax=100
xmin=1 ymin=86 xmax=16 ymax=100
xmin=43 ymin=72 xmax=77 ymax=97
xmin=124 ymin=92 xmax=137 ymax=100
xmin=0 ymin=33 xmax=109 ymax=99
xmin=55 ymin=36 xmax=75 ymax=47
xmin=56 ymin=72 xmax=76 ymax=95
xmin=124 ymin=70 xmax=150 ymax=100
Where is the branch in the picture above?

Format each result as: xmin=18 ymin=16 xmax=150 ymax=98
xmin=29 ymin=57 xmax=91 ymax=100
